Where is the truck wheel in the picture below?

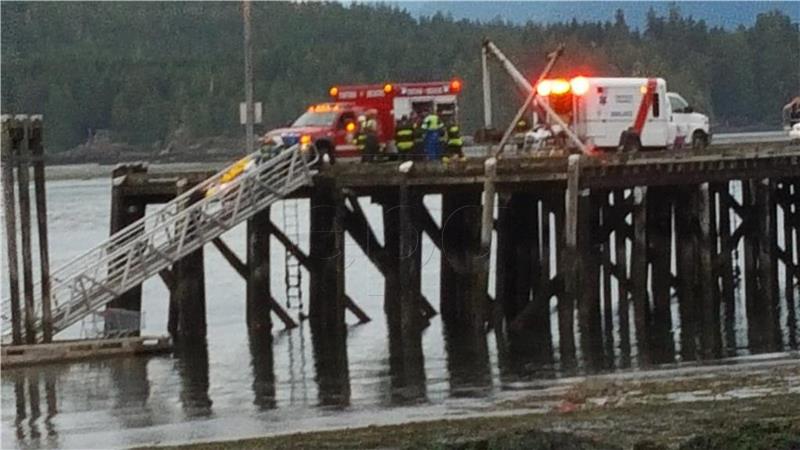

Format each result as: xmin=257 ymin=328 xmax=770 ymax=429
xmin=692 ymin=131 xmax=708 ymax=151
xmin=317 ymin=141 xmax=335 ymax=165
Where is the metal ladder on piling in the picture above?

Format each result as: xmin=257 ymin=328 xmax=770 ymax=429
xmin=282 ymin=199 xmax=304 ymax=315
xmin=1 ymin=146 xmax=317 ymax=343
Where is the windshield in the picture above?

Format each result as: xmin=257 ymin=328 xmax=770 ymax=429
xmin=292 ymin=111 xmax=337 ymax=127
xmin=669 ymin=94 xmax=689 ymax=112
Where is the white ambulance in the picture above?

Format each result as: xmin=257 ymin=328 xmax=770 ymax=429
xmin=536 ymin=77 xmax=711 ymax=151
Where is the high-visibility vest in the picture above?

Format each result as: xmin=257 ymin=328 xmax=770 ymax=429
xmin=355 ymin=131 xmax=367 ymax=151
xmin=395 ymin=122 xmax=414 ymax=152
xmin=422 ymin=114 xmax=443 ymax=131
xmin=447 ymin=125 xmax=463 ymax=147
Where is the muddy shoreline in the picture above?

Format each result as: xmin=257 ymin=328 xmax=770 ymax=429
xmin=146 ymin=357 xmax=800 ymax=450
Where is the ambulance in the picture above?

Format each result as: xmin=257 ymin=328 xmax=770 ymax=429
xmin=536 ymin=77 xmax=711 ymax=151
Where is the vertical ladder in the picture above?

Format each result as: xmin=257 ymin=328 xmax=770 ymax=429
xmin=283 ymin=199 xmax=303 ymax=314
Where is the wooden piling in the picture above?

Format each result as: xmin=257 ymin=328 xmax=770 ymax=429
xmin=440 ymin=191 xmax=483 ymax=327
xmin=308 ymin=177 xmax=346 ymax=334
xmin=1 ymin=117 xmax=23 ymax=344
xmin=29 ymin=117 xmax=52 ymax=342
xmin=577 ymin=191 xmax=604 ymax=370
xmin=600 ymin=193 xmax=615 ymax=367
xmin=744 ymin=179 xmax=781 ymax=353
xmin=715 ymin=183 xmax=738 ymax=354
xmin=246 ymin=208 xmax=272 ymax=334
xmin=781 ymin=180 xmax=797 ymax=349
xmin=675 ymin=187 xmax=698 ymax=361
xmin=15 ymin=117 xmax=36 ymax=344
xmin=613 ymin=190 xmax=631 ymax=367
xmin=497 ymin=192 xmax=551 ymax=362
xmin=756 ymin=179 xmax=781 ymax=351
xmin=647 ymin=186 xmax=674 ymax=363
xmin=172 ymin=179 xmax=207 ymax=343
xmin=106 ymin=164 xmax=147 ymax=335
xmin=697 ymin=183 xmax=722 ymax=359
xmin=555 ymin=184 xmax=576 ymax=369
xmin=630 ymin=186 xmax=651 ymax=366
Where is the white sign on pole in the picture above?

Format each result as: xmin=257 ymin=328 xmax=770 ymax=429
xmin=239 ymin=102 xmax=263 ymax=125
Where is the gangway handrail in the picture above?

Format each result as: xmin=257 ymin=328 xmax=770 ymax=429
xmin=2 ymin=145 xmax=317 ymax=343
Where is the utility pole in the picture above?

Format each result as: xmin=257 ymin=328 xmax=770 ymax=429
xmin=243 ymin=0 xmax=255 ymax=153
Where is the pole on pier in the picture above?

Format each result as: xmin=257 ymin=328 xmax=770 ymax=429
xmin=15 ymin=116 xmax=37 ymax=344
xmin=30 ymin=116 xmax=52 ymax=342
xmin=242 ymin=0 xmax=255 ymax=154
xmin=1 ymin=116 xmax=23 ymax=344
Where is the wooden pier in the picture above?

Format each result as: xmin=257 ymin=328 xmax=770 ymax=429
xmin=101 ymin=144 xmax=799 ymax=375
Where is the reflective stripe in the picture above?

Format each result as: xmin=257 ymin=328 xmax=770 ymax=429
xmin=633 ymin=78 xmax=657 ymax=134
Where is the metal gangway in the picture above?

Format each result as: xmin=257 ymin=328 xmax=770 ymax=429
xmin=1 ymin=145 xmax=317 ymax=343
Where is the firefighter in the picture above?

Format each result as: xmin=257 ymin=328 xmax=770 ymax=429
xmin=355 ymin=114 xmax=367 ymax=158
xmin=411 ymin=111 xmax=424 ymax=160
xmin=421 ymin=110 xmax=444 ymax=160
xmin=394 ymin=115 xmax=414 ymax=161
xmin=514 ymin=117 xmax=531 ymax=151
xmin=443 ymin=120 xmax=465 ymax=163
xmin=362 ymin=109 xmax=380 ymax=163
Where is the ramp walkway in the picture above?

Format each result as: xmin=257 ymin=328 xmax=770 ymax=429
xmin=2 ymin=146 xmax=316 ymax=343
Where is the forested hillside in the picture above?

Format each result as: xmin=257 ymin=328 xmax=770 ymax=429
xmin=1 ymin=2 xmax=797 ymax=153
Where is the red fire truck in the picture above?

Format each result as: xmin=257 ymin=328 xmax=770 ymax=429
xmin=262 ymin=79 xmax=462 ymax=161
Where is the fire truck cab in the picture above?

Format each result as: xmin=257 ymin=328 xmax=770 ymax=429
xmin=536 ymin=77 xmax=711 ymax=151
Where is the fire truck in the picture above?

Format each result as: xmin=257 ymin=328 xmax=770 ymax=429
xmin=534 ymin=76 xmax=711 ymax=151
xmin=263 ymin=79 xmax=462 ymax=161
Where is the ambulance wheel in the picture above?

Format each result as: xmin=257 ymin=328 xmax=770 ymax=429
xmin=692 ymin=131 xmax=708 ymax=151
xmin=619 ymin=131 xmax=641 ymax=153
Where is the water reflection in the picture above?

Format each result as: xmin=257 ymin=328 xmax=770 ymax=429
xmin=249 ymin=330 xmax=276 ymax=410
xmin=175 ymin=341 xmax=213 ymax=417
xmin=110 ymin=357 xmax=153 ymax=428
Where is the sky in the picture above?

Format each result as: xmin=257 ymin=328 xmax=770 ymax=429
xmin=393 ymin=1 xmax=800 ymax=29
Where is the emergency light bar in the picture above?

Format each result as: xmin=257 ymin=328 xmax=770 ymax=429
xmin=536 ymin=76 xmax=589 ymax=97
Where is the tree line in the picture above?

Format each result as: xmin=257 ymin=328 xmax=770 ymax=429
xmin=1 ymin=2 xmax=797 ymax=153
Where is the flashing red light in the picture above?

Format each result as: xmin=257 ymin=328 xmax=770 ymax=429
xmin=450 ymin=79 xmax=462 ymax=93
xmin=383 ymin=83 xmax=393 ymax=94
xmin=329 ymin=86 xmax=339 ymax=97
xmin=570 ymin=76 xmax=589 ymax=96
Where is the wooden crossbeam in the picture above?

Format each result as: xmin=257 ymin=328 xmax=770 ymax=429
xmin=210 ymin=236 xmax=296 ymax=329
xmin=267 ymin=219 xmax=371 ymax=324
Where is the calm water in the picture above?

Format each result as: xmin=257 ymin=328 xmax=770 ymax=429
xmin=1 ymin=176 xmax=797 ymax=449
xmin=2 ymin=177 xmax=513 ymax=449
